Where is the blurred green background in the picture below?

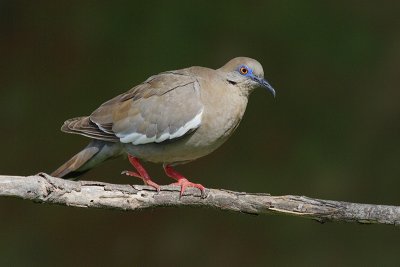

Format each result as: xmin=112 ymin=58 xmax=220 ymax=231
xmin=1 ymin=1 xmax=400 ymax=266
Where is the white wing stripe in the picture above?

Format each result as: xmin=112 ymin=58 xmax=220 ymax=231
xmin=117 ymin=109 xmax=203 ymax=145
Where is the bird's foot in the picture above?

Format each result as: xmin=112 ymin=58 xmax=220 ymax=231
xmin=163 ymin=164 xmax=205 ymax=198
xmin=169 ymin=178 xmax=205 ymax=198
xmin=121 ymin=170 xmax=161 ymax=192
xmin=122 ymin=155 xmax=161 ymax=192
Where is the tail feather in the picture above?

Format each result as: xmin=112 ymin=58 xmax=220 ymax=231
xmin=51 ymin=146 xmax=99 ymax=179
xmin=51 ymin=140 xmax=123 ymax=179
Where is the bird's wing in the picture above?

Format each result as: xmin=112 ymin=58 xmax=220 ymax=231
xmin=61 ymin=116 xmax=118 ymax=142
xmin=62 ymin=71 xmax=204 ymax=145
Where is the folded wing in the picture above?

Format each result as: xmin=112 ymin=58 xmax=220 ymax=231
xmin=61 ymin=71 xmax=204 ymax=145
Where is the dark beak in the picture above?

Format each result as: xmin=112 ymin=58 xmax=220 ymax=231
xmin=252 ymin=76 xmax=276 ymax=98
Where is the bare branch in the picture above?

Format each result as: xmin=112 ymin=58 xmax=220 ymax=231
xmin=1 ymin=174 xmax=399 ymax=226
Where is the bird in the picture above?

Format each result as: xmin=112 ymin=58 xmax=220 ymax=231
xmin=52 ymin=57 xmax=276 ymax=197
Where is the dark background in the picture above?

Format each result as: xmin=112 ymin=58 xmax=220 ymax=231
xmin=1 ymin=1 xmax=400 ymax=266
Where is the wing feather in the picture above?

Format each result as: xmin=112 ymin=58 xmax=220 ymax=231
xmin=62 ymin=70 xmax=204 ymax=145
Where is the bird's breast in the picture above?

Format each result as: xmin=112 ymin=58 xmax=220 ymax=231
xmin=194 ymin=85 xmax=248 ymax=147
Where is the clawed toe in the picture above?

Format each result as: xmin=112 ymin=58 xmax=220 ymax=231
xmin=121 ymin=168 xmax=160 ymax=192
xmin=121 ymin=170 xmax=141 ymax=178
xmin=145 ymin=180 xmax=161 ymax=192
xmin=170 ymin=178 xmax=205 ymax=198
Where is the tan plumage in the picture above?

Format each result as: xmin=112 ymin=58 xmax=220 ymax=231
xmin=52 ymin=57 xmax=275 ymax=194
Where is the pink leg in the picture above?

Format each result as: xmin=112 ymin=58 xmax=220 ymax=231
xmin=163 ymin=164 xmax=205 ymax=197
xmin=122 ymin=155 xmax=160 ymax=192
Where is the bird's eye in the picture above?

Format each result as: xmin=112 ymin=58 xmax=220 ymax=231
xmin=239 ymin=66 xmax=249 ymax=75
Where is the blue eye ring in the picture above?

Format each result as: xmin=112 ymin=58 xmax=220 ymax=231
xmin=238 ymin=65 xmax=252 ymax=76
xmin=239 ymin=66 xmax=249 ymax=75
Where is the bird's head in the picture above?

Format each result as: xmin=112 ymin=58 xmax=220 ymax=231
xmin=219 ymin=57 xmax=276 ymax=97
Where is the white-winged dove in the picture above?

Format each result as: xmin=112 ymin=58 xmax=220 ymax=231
xmin=52 ymin=57 xmax=275 ymax=196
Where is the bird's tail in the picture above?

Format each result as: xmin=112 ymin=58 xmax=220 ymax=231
xmin=51 ymin=140 xmax=123 ymax=179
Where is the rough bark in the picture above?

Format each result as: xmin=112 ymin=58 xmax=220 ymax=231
xmin=1 ymin=173 xmax=399 ymax=226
